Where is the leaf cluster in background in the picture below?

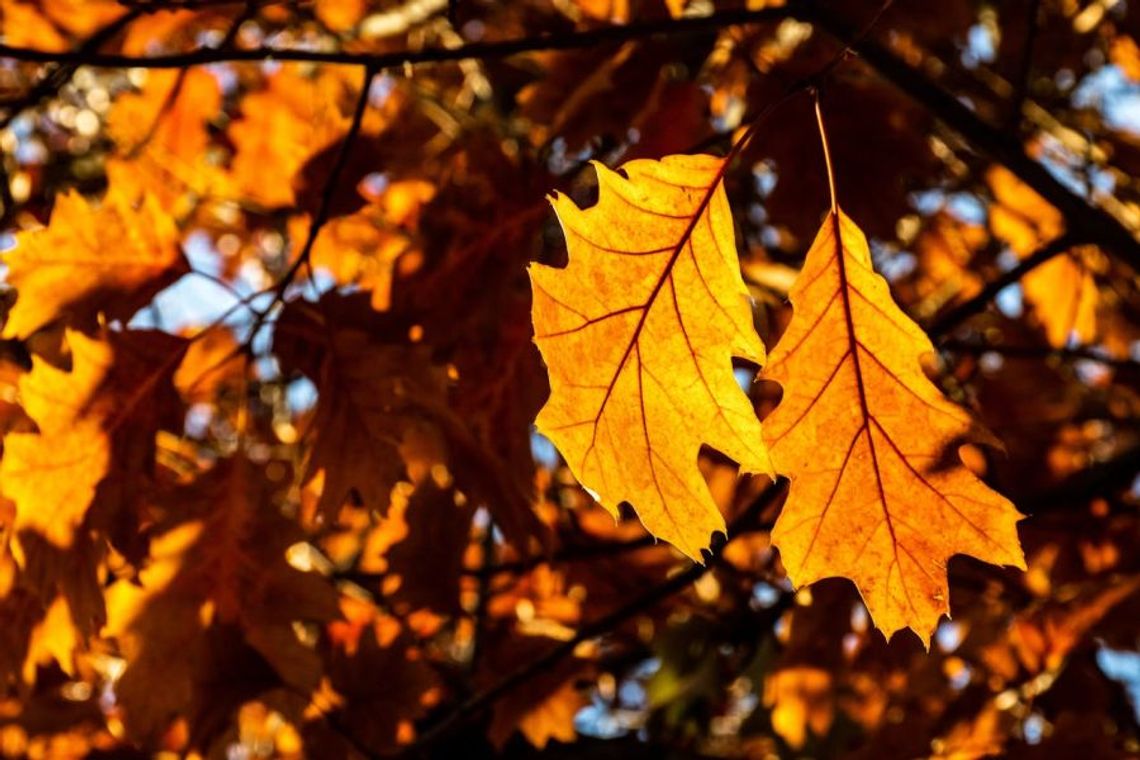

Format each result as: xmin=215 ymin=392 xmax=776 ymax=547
xmin=0 ymin=0 xmax=1137 ymax=758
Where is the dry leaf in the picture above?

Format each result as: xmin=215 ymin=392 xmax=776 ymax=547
xmin=530 ymin=154 xmax=773 ymax=560
xmin=1 ymin=185 xmax=185 ymax=339
xmin=762 ymin=209 xmax=1025 ymax=642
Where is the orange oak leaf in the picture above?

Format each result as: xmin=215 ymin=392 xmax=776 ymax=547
xmin=0 ymin=332 xmax=110 ymax=548
xmin=1 ymin=184 xmax=185 ymax=339
xmin=762 ymin=209 xmax=1025 ymax=643
xmin=275 ymin=301 xmax=448 ymax=520
xmin=529 ymin=154 xmax=773 ymax=561
xmin=0 ymin=0 xmax=67 ymax=51
xmin=105 ymin=457 xmax=338 ymax=744
xmin=986 ymin=166 xmax=1098 ymax=348
xmin=0 ymin=329 xmax=186 ymax=553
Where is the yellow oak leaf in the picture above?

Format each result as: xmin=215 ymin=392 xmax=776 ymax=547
xmin=764 ymin=667 xmax=833 ymax=750
xmin=1 ymin=329 xmax=186 ymax=553
xmin=105 ymin=69 xmax=230 ymax=213
xmin=287 ymin=178 xmax=434 ymax=311
xmin=38 ymin=0 xmax=123 ymax=37
xmin=0 ymin=0 xmax=67 ymax=51
xmin=529 ymin=154 xmax=773 ymax=561
xmin=1 ymin=185 xmax=185 ymax=339
xmin=520 ymin=682 xmax=586 ymax=748
xmin=1111 ymin=35 xmax=1140 ymax=82
xmin=0 ymin=331 xmax=113 ymax=548
xmin=108 ymin=69 xmax=220 ymax=159
xmin=173 ymin=326 xmax=244 ymax=405
xmin=315 ymin=0 xmax=367 ymax=31
xmin=762 ymin=209 xmax=1025 ymax=643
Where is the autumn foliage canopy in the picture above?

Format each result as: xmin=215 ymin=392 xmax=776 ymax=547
xmin=0 ymin=0 xmax=1138 ymax=758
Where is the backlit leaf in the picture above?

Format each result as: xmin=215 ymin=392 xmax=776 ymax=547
xmin=762 ymin=209 xmax=1026 ymax=643
xmin=1 ymin=185 xmax=185 ymax=339
xmin=529 ymin=154 xmax=773 ymax=560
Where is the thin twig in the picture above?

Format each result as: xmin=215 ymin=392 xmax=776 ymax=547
xmin=805 ymin=10 xmax=1140 ymax=273
xmin=1022 ymin=442 xmax=1140 ymax=514
xmin=927 ymin=231 xmax=1079 ymax=338
xmin=241 ymin=64 xmax=377 ymax=351
xmin=405 ymin=479 xmax=787 ymax=755
xmin=942 ymin=338 xmax=1140 ymax=371
xmin=1007 ymin=0 xmax=1041 ymax=129
xmin=0 ymin=5 xmax=147 ymax=130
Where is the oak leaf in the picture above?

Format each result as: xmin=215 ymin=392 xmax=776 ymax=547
xmin=286 ymin=178 xmax=434 ymax=312
xmin=2 ymin=329 xmax=185 ymax=554
xmin=173 ymin=326 xmax=244 ymax=405
xmin=762 ymin=209 xmax=1025 ymax=642
xmin=764 ymin=667 xmax=834 ymax=750
xmin=227 ymin=66 xmax=384 ymax=210
xmin=312 ymin=598 xmax=441 ymax=753
xmin=105 ymin=457 xmax=338 ymax=744
xmin=0 ymin=0 xmax=67 ymax=51
xmin=1 ymin=185 xmax=185 ymax=339
xmin=274 ymin=299 xmax=448 ymax=520
xmin=481 ymin=627 xmax=592 ymax=750
xmin=530 ymin=154 xmax=772 ymax=560
xmin=382 ymin=480 xmax=475 ymax=616
xmin=277 ymin=293 xmax=541 ymax=546
xmin=0 ymin=332 xmax=110 ymax=548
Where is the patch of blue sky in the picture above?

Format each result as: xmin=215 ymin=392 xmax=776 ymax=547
xmin=1074 ymin=65 xmax=1140 ymax=135
xmin=909 ymin=190 xmax=987 ymax=226
xmin=130 ymin=273 xmax=256 ymax=332
xmin=962 ymin=22 xmax=998 ymax=68
xmin=935 ymin=620 xmax=964 ymax=653
xmin=1097 ymin=646 xmax=1140 ymax=721
xmin=131 ymin=244 xmax=279 ymax=339
xmin=530 ymin=430 xmax=559 ymax=469
xmin=733 ymin=366 xmax=754 ymax=392
xmin=1022 ymin=712 xmax=1046 ymax=744
xmin=948 ymin=193 xmax=987 ymax=224
xmin=574 ymin=701 xmax=628 ymax=739
xmin=995 ymin=283 xmax=1024 ymax=318
xmin=287 ymin=376 xmax=318 ymax=414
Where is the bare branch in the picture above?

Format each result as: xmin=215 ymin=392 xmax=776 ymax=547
xmin=805 ymin=10 xmax=1140 ymax=273
xmin=405 ymin=479 xmax=788 ymax=755
xmin=928 ymin=232 xmax=1080 ymax=338
xmin=0 ymin=6 xmax=794 ymax=69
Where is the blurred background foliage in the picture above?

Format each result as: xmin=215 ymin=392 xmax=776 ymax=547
xmin=0 ymin=0 xmax=1138 ymax=757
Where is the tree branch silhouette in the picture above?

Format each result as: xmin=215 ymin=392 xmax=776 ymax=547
xmin=404 ymin=479 xmax=788 ymax=756
xmin=928 ymin=231 xmax=1081 ymax=338
xmin=240 ymin=64 xmax=378 ymax=352
xmin=806 ymin=10 xmax=1140 ymax=273
xmin=2 ymin=2 xmax=1135 ymax=279
xmin=0 ymin=6 xmax=795 ymax=69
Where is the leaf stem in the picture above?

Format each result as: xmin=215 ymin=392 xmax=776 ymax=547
xmin=813 ymin=90 xmax=839 ymax=214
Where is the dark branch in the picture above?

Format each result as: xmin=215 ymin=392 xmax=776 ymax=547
xmin=0 ymin=6 xmax=794 ymax=69
xmin=0 ymin=6 xmax=146 ymax=130
xmin=805 ymin=11 xmax=1140 ymax=274
xmin=240 ymin=65 xmax=376 ymax=349
xmin=1022 ymin=442 xmax=1140 ymax=514
xmin=1007 ymin=0 xmax=1042 ymax=128
xmin=927 ymin=231 xmax=1079 ymax=338
xmin=405 ymin=479 xmax=788 ymax=755
xmin=942 ymin=338 xmax=1140 ymax=371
